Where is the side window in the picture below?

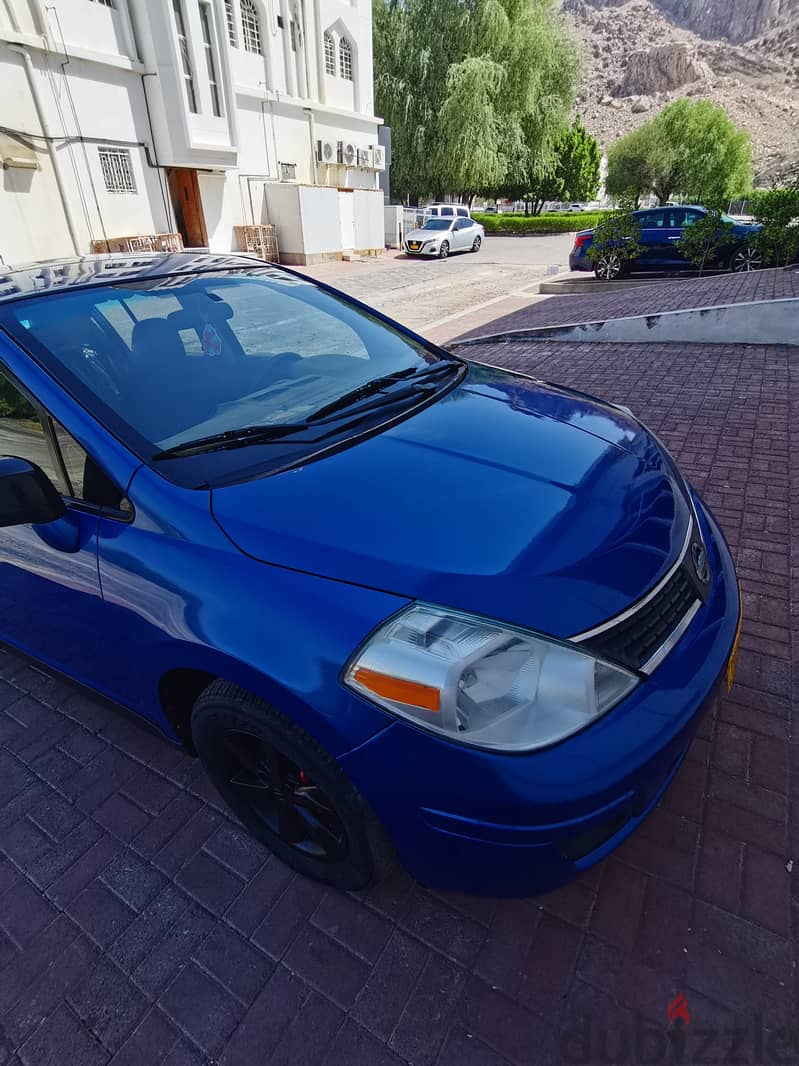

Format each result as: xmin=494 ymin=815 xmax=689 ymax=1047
xmin=0 ymin=370 xmax=122 ymax=510
xmin=0 ymin=372 xmax=66 ymax=493
xmin=440 ymin=207 xmax=453 ymax=217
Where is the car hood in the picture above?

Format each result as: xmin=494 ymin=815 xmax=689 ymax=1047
xmin=211 ymin=364 xmax=692 ymax=638
xmin=406 ymin=228 xmax=448 ymax=242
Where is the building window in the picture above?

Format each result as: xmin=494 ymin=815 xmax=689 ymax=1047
xmin=289 ymin=16 xmax=298 ymax=51
xmin=172 ymin=0 xmax=198 ymax=113
xmin=339 ymin=36 xmax=352 ymax=80
xmin=224 ymin=0 xmax=237 ymax=45
xmin=89 ymin=0 xmax=114 ymax=7
xmin=98 ymin=147 xmax=136 ymax=193
xmin=241 ymin=0 xmax=261 ymax=53
xmin=324 ymin=31 xmax=335 ymax=75
xmin=199 ymin=1 xmax=223 ymax=116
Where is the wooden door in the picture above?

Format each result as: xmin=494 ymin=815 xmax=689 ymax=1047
xmin=167 ymin=168 xmax=208 ymax=249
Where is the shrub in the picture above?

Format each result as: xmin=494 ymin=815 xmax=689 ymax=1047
xmin=749 ymin=187 xmax=799 ymax=267
xmin=590 ymin=197 xmax=642 ymax=277
xmin=472 ymin=211 xmax=609 ymax=233
xmin=676 ymin=209 xmax=736 ymax=275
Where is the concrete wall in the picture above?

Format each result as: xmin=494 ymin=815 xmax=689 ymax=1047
xmin=454 ymin=298 xmax=799 ymax=351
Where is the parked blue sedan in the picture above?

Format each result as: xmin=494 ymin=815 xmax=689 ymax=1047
xmin=0 ymin=254 xmax=740 ymax=895
xmin=569 ymin=205 xmax=762 ymax=279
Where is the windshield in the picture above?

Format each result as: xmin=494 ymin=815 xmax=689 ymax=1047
xmin=0 ymin=267 xmax=451 ymax=485
xmin=422 ymin=219 xmax=453 ymax=231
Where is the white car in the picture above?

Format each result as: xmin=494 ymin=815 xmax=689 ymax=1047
xmin=404 ymin=217 xmax=484 ymax=259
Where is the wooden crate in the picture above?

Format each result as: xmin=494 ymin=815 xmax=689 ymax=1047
xmin=235 ymin=224 xmax=279 ymax=262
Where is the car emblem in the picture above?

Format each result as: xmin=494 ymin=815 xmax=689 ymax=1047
xmin=691 ymin=543 xmax=710 ymax=583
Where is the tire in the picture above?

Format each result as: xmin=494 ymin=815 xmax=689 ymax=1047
xmin=729 ymin=244 xmax=763 ymax=273
xmin=191 ymin=680 xmax=392 ymax=890
xmin=594 ymin=252 xmax=624 ymax=280
xmin=471 ymin=236 xmax=482 ymax=252
xmin=438 ymin=241 xmax=450 ymax=260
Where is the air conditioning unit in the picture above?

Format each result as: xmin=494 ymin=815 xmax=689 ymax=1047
xmin=372 ymin=145 xmax=386 ymax=171
xmin=338 ymin=141 xmax=356 ymax=166
xmin=357 ymin=148 xmax=373 ymax=168
xmin=279 ymin=162 xmax=297 ymax=182
xmin=316 ymin=139 xmax=336 ymax=164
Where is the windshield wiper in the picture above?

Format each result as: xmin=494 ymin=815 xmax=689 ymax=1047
xmin=306 ymin=360 xmax=460 ymax=423
xmin=152 ymin=421 xmax=312 ymax=461
xmin=152 ymin=360 xmax=463 ymax=461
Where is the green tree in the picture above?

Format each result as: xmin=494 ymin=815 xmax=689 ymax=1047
xmin=520 ymin=118 xmax=601 ymax=214
xmin=373 ymin=0 xmax=579 ymax=203
xmin=606 ymin=100 xmax=752 ymax=206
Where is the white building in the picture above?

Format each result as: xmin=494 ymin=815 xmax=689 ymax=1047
xmin=0 ymin=0 xmax=386 ymax=265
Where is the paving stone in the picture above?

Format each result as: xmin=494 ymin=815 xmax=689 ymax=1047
xmin=158 ymin=962 xmax=243 ymax=1057
xmin=192 ymin=922 xmax=274 ymax=1005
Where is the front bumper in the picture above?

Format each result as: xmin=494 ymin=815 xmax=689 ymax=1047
xmin=340 ymin=494 xmax=739 ymax=896
xmin=404 ymin=242 xmax=437 ymax=256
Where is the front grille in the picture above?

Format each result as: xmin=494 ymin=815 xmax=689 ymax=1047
xmin=582 ymin=562 xmax=699 ymax=672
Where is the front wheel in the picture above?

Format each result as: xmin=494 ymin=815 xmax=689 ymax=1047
xmin=594 ymin=252 xmax=624 ymax=280
xmin=438 ymin=241 xmax=450 ymax=260
xmin=471 ymin=236 xmax=482 ymax=252
xmin=191 ymin=680 xmax=390 ymax=889
xmin=729 ymin=245 xmax=763 ymax=272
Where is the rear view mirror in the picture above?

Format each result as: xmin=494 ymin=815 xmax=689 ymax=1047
xmin=0 ymin=457 xmax=66 ymax=527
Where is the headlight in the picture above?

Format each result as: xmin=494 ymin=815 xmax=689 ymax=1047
xmin=344 ymin=605 xmax=638 ymax=752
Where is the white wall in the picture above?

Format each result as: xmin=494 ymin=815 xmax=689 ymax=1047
xmin=353 ymin=188 xmax=383 ymax=250
xmin=299 ymin=184 xmax=340 ymax=252
xmin=0 ymin=0 xmax=382 ymax=264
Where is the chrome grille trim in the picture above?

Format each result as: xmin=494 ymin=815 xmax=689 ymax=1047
xmin=570 ymin=520 xmax=694 ymax=645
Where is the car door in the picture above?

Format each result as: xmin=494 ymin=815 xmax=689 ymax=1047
xmin=660 ymin=208 xmax=693 ymax=268
xmin=636 ymin=210 xmax=672 ymax=268
xmin=453 ymin=218 xmax=470 ymax=250
xmin=0 ymin=365 xmax=120 ymax=686
xmin=668 ymin=208 xmax=704 ymax=267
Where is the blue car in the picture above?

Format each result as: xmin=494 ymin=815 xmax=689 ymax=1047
xmin=0 ymin=254 xmax=740 ymax=896
xmin=569 ymin=205 xmax=762 ymax=279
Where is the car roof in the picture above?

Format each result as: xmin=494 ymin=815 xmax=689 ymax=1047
xmin=635 ymin=204 xmax=704 ymax=213
xmin=0 ymin=252 xmax=278 ymax=305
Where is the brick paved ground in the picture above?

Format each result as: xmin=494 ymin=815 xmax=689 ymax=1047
xmin=0 ymin=334 xmax=796 ymax=1063
xmin=456 ymin=266 xmax=799 ymax=339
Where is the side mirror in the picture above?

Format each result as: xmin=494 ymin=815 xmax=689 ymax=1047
xmin=0 ymin=457 xmax=66 ymax=528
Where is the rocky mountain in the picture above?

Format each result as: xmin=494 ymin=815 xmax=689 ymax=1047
xmin=563 ymin=0 xmax=799 ymax=183
xmin=566 ymin=0 xmax=793 ymax=43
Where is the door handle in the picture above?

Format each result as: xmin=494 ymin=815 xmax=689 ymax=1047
xmin=668 ymin=236 xmax=681 ymax=241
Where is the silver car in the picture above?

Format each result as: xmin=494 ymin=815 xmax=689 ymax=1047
xmin=404 ymin=217 xmax=484 ymax=259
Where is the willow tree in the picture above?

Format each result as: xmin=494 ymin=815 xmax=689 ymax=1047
xmin=373 ymin=0 xmax=579 ymax=203
xmin=606 ymin=100 xmax=753 ymax=205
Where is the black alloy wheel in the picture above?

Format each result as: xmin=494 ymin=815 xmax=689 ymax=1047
xmin=221 ymin=728 xmax=348 ymax=862
xmin=191 ymin=680 xmax=391 ymax=888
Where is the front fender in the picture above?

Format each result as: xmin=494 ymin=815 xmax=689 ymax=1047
xmin=97 ymin=466 xmax=406 ymax=756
